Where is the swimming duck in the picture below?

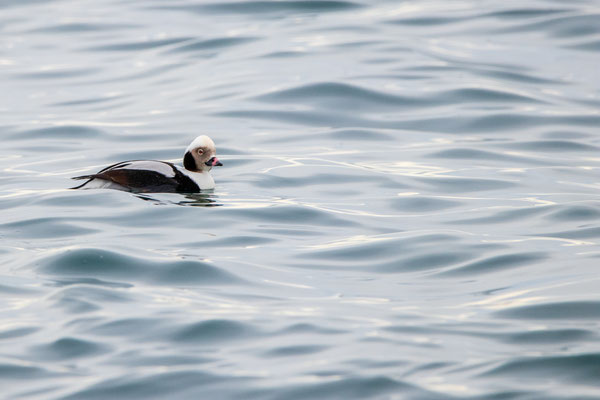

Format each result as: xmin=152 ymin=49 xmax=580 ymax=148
xmin=72 ymin=135 xmax=222 ymax=193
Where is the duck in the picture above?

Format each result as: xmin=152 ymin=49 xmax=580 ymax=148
xmin=72 ymin=135 xmax=222 ymax=193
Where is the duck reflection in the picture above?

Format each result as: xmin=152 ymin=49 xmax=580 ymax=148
xmin=134 ymin=192 xmax=222 ymax=207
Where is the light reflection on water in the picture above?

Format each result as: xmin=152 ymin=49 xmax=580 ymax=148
xmin=1 ymin=0 xmax=600 ymax=399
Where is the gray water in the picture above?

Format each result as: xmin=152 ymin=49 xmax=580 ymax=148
xmin=1 ymin=0 xmax=600 ymax=399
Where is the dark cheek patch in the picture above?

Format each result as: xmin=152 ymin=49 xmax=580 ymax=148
xmin=183 ymin=152 xmax=197 ymax=171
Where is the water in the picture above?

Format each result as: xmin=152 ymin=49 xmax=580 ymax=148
xmin=1 ymin=0 xmax=600 ymax=399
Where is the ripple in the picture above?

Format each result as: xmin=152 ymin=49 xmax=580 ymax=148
xmin=0 ymin=363 xmax=55 ymax=379
xmin=169 ymin=319 xmax=258 ymax=343
xmin=437 ymin=252 xmax=547 ymax=276
xmin=377 ymin=251 xmax=475 ymax=273
xmin=445 ymin=88 xmax=543 ymax=103
xmin=108 ymin=353 xmax=213 ymax=371
xmin=461 ymin=114 xmax=600 ymax=132
xmin=49 ymin=296 xmax=100 ymax=314
xmin=251 ymin=172 xmax=392 ymax=188
xmin=110 ymin=352 xmax=213 ymax=367
xmin=0 ymin=326 xmax=39 ymax=339
xmin=301 ymin=234 xmax=464 ymax=269
xmin=278 ymin=322 xmax=347 ymax=335
xmin=172 ymin=1 xmax=363 ymax=15
xmin=86 ymin=62 xmax=187 ymax=84
xmin=504 ymin=329 xmax=595 ymax=344
xmin=302 ymin=238 xmax=407 ymax=262
xmin=38 ymin=248 xmax=242 ymax=285
xmin=61 ymin=370 xmax=233 ymax=400
xmin=493 ymin=13 xmax=600 ymax=38
xmin=449 ymin=206 xmax=550 ymax=225
xmin=261 ymin=50 xmax=307 ymax=58
xmin=390 ymin=196 xmax=461 ymax=212
xmin=218 ymin=109 xmax=600 ymax=133
xmin=416 ymin=176 xmax=518 ymax=193
xmin=15 ymin=67 xmax=101 ymax=80
xmin=484 ymin=8 xmax=573 ymax=19
xmin=86 ymin=37 xmax=193 ymax=52
xmin=482 ymin=353 xmax=600 ymax=384
xmin=255 ymin=82 xmax=543 ymax=111
xmin=568 ymin=40 xmax=600 ymax=52
xmin=266 ymin=376 xmax=421 ymax=400
xmin=470 ymin=68 xmax=565 ymax=85
xmin=388 ymin=16 xmax=466 ymax=26
xmin=32 ymin=337 xmax=108 ymax=361
xmin=223 ymin=205 xmax=356 ymax=227
xmin=534 ymin=227 xmax=600 ymax=240
xmin=215 ymin=109 xmax=353 ymax=127
xmin=1 ymin=217 xmax=98 ymax=238
xmin=2 ymin=0 xmax=600 ymax=398
xmin=0 ymin=0 xmax=60 ymax=9
xmin=168 ymin=37 xmax=259 ymax=53
xmin=53 ymin=277 xmax=132 ymax=289
xmin=51 ymin=95 xmax=127 ymax=108
xmin=546 ymin=205 xmax=600 ymax=222
xmin=91 ymin=318 xmax=164 ymax=338
xmin=181 ymin=235 xmax=276 ymax=248
xmin=263 ymin=344 xmax=329 ymax=357
xmin=0 ymin=281 xmax=39 ymax=294
xmin=497 ymin=139 xmax=599 ymax=152
xmin=29 ymin=22 xmax=138 ymax=33
xmin=11 ymin=125 xmax=105 ymax=140
xmin=326 ymin=128 xmax=393 ymax=141
xmin=255 ymin=82 xmax=421 ymax=108
xmin=428 ymin=148 xmax=546 ymax=164
xmin=48 ymin=286 xmax=133 ymax=314
xmin=494 ymin=301 xmax=600 ymax=320
xmin=33 ymin=191 xmax=130 ymax=208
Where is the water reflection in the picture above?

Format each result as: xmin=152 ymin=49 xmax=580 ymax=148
xmin=1 ymin=0 xmax=599 ymax=399
xmin=135 ymin=192 xmax=222 ymax=207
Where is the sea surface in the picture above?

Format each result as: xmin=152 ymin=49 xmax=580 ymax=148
xmin=1 ymin=0 xmax=600 ymax=399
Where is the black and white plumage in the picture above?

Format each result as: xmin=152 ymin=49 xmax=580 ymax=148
xmin=72 ymin=135 xmax=222 ymax=193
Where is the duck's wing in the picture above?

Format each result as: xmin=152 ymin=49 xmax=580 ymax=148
xmin=98 ymin=160 xmax=177 ymax=175
xmin=72 ymin=161 xmax=183 ymax=193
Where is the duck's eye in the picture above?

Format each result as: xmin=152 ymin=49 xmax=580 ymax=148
xmin=197 ymin=149 xmax=204 ymax=155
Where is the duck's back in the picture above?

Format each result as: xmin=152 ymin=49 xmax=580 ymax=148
xmin=72 ymin=160 xmax=200 ymax=193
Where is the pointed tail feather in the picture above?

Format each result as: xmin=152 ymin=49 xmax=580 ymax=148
xmin=70 ymin=175 xmax=96 ymax=189
xmin=72 ymin=175 xmax=95 ymax=180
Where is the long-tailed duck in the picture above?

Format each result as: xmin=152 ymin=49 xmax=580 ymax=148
xmin=72 ymin=135 xmax=222 ymax=193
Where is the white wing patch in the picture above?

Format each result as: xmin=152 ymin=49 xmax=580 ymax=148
xmin=80 ymin=179 xmax=128 ymax=191
xmin=116 ymin=161 xmax=176 ymax=177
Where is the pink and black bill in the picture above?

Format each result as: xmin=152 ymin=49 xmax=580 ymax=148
xmin=205 ymin=157 xmax=223 ymax=167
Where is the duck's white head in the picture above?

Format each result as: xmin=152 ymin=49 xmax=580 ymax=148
xmin=183 ymin=135 xmax=223 ymax=172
